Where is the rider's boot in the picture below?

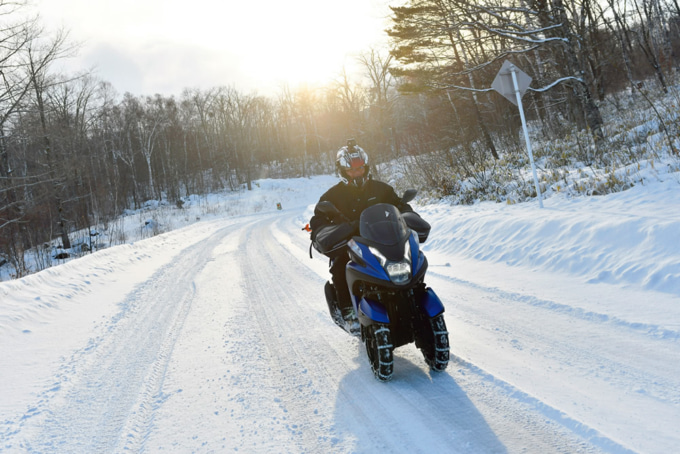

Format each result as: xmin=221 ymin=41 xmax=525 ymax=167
xmin=325 ymin=281 xmax=360 ymax=336
xmin=341 ymin=306 xmax=360 ymax=337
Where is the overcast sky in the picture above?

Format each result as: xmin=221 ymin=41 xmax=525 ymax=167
xmin=32 ymin=0 xmax=393 ymax=97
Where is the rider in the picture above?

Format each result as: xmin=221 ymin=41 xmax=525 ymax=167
xmin=310 ymin=139 xmax=423 ymax=333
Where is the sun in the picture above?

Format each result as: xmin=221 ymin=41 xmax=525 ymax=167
xmin=166 ymin=0 xmax=390 ymax=91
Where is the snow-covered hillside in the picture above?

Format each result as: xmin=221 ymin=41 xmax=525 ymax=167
xmin=1 ymin=174 xmax=679 ymax=453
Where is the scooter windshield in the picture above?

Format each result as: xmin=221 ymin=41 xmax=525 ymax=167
xmin=359 ymin=204 xmax=410 ymax=246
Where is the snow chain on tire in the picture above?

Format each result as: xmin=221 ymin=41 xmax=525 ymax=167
xmin=365 ymin=324 xmax=394 ymax=381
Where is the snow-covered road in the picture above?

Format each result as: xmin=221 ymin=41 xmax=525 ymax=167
xmin=2 ymin=176 xmax=679 ymax=453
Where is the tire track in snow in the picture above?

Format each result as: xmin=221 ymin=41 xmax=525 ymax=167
xmin=428 ymin=269 xmax=680 ymax=341
xmin=426 ymin=270 xmax=680 ymax=453
xmin=430 ymin=269 xmax=680 ymax=404
xmin=444 ymin=356 xmax=635 ymax=454
xmin=13 ymin=224 xmax=237 ymax=453
xmin=237 ymin=215 xmax=352 ymax=452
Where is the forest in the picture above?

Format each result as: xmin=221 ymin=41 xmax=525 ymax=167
xmin=1 ymin=0 xmax=680 ymax=278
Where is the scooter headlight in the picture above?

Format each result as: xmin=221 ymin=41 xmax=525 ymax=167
xmin=385 ymin=260 xmax=411 ymax=284
xmin=369 ymin=241 xmax=412 ymax=284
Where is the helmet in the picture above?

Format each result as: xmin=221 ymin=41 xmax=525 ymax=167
xmin=336 ymin=139 xmax=369 ymax=188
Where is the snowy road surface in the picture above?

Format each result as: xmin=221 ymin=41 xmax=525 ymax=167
xmin=1 ymin=177 xmax=679 ymax=453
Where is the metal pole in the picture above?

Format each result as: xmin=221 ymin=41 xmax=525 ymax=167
xmin=510 ymin=65 xmax=543 ymax=208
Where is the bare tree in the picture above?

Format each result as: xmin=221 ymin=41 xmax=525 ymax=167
xmin=0 ymin=2 xmax=37 ymax=274
xmin=25 ymin=24 xmax=75 ymax=249
xmin=134 ymin=95 xmax=167 ymax=200
xmin=358 ymin=49 xmax=397 ymax=161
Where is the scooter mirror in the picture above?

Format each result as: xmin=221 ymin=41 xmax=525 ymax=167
xmin=402 ymin=189 xmax=417 ymax=204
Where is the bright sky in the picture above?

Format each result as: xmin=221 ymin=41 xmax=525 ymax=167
xmin=32 ymin=0 xmax=393 ymax=97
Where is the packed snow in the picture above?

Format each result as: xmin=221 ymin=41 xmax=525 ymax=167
xmin=1 ymin=172 xmax=679 ymax=453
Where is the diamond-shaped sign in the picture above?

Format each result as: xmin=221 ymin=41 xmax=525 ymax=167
xmin=492 ymin=60 xmax=532 ymax=106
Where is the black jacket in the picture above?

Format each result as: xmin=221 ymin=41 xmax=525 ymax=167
xmin=310 ymin=178 xmax=416 ymax=257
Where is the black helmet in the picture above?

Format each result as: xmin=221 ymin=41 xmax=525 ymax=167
xmin=336 ymin=139 xmax=369 ymax=188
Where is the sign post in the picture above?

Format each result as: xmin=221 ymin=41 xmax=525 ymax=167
xmin=492 ymin=60 xmax=543 ymax=208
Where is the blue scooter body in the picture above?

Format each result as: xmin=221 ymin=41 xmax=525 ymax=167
xmin=343 ymin=204 xmax=445 ymax=332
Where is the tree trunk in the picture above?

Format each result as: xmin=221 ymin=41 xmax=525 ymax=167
xmin=552 ymin=0 xmax=604 ymax=145
xmin=31 ymin=71 xmax=72 ymax=249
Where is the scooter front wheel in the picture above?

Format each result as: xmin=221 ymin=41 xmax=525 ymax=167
xmin=364 ymin=323 xmax=394 ymax=381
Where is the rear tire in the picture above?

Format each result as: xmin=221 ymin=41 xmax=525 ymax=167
xmin=364 ymin=324 xmax=393 ymax=381
xmin=419 ymin=314 xmax=449 ymax=372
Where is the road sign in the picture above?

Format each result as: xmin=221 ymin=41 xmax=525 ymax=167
xmin=491 ymin=61 xmax=543 ymax=208
xmin=492 ymin=60 xmax=532 ymax=106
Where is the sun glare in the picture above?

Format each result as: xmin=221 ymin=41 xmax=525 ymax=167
xmin=168 ymin=0 xmax=388 ymax=90
xmin=37 ymin=0 xmax=390 ymax=95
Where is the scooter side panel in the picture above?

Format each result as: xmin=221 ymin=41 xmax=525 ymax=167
xmin=422 ymin=288 xmax=445 ymax=317
xmin=357 ymin=297 xmax=390 ymax=324
xmin=346 ymin=242 xmax=390 ymax=282
xmin=409 ymin=233 xmax=426 ymax=276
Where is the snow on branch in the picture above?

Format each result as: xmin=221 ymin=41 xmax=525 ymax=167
xmin=452 ymin=48 xmax=540 ymax=75
xmin=460 ymin=20 xmax=568 ymax=44
xmin=528 ymin=77 xmax=583 ymax=92
xmin=436 ymin=76 xmax=583 ymax=93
